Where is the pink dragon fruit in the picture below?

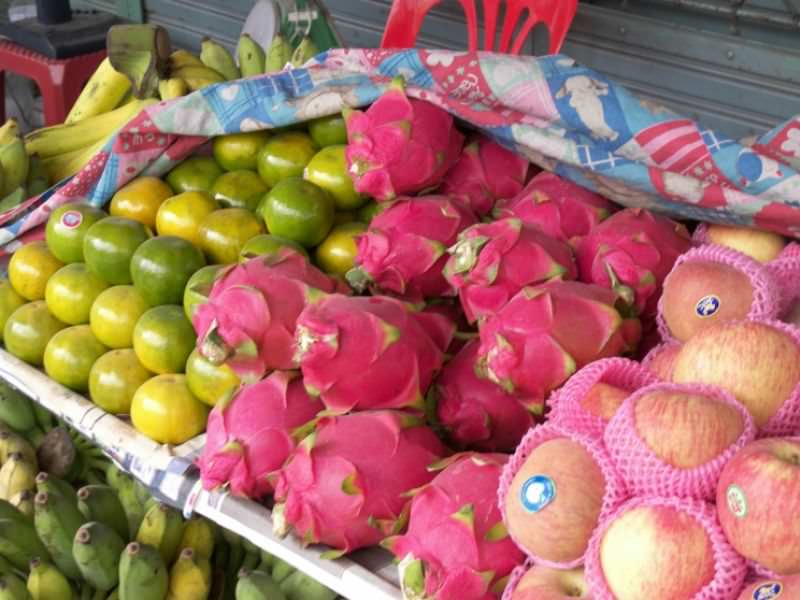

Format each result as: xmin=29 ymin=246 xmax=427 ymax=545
xmin=345 ymin=78 xmax=464 ymax=201
xmin=576 ymin=208 xmax=691 ymax=317
xmin=493 ymin=171 xmax=615 ymax=244
xmin=433 ymin=340 xmax=537 ymax=451
xmin=272 ymin=411 xmax=447 ymax=555
xmin=294 ymin=294 xmax=454 ymax=413
xmin=383 ymin=453 xmax=525 ymax=600
xmin=196 ymin=370 xmax=322 ymax=499
xmin=438 ymin=135 xmax=530 ymax=216
xmin=477 ymin=280 xmax=642 ymax=401
xmin=444 ymin=218 xmax=577 ymax=324
xmin=191 ymin=249 xmax=347 ymax=382
xmin=346 ymin=195 xmax=478 ymax=300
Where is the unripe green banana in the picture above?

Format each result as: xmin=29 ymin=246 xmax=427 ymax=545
xmin=73 ymin=522 xmax=125 ymax=592
xmin=136 ymin=503 xmax=184 ymax=565
xmin=166 ymin=548 xmax=210 ymax=600
xmin=237 ymin=34 xmax=265 ymax=78
xmin=279 ymin=570 xmax=336 ymax=600
xmin=77 ymin=485 xmax=128 ymax=542
xmin=0 ymin=517 xmax=51 ymax=570
xmin=0 ymin=556 xmax=13 ymax=577
xmin=0 ymin=573 xmax=31 ymax=600
xmin=35 ymin=473 xmax=77 ymax=505
xmin=33 ymin=491 xmax=83 ymax=580
xmin=106 ymin=589 xmax=118 ymax=600
xmin=132 ymin=480 xmax=150 ymax=508
xmin=290 ymin=36 xmax=319 ymax=68
xmin=10 ymin=489 xmax=34 ymax=518
xmin=118 ymin=542 xmax=168 ymax=600
xmin=0 ymin=497 xmax=31 ymax=525
xmin=27 ymin=558 xmax=74 ymax=600
xmin=264 ymin=34 xmax=292 ymax=73
xmin=0 ymin=453 xmax=37 ymax=501
xmin=235 ymin=568 xmax=285 ymax=600
xmin=200 ymin=38 xmax=240 ymax=81
xmin=31 ymin=405 xmax=54 ymax=433
xmin=257 ymin=549 xmax=273 ymax=573
xmin=112 ymin=473 xmax=145 ymax=539
xmin=0 ymin=121 xmax=29 ymax=195
xmin=270 ymin=558 xmax=295 ymax=584
xmin=0 ymin=431 xmax=36 ymax=465
xmin=177 ymin=517 xmax=217 ymax=560
xmin=0 ymin=381 xmax=35 ymax=433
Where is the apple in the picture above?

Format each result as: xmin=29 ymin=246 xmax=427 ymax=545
xmin=512 ymin=565 xmax=592 ymax=599
xmin=598 ymin=503 xmax=716 ymax=600
xmin=642 ymin=341 xmax=681 ymax=381
xmin=661 ymin=260 xmax=755 ymax=342
xmin=672 ymin=320 xmax=800 ymax=428
xmin=504 ymin=434 xmax=606 ymax=564
xmin=737 ymin=575 xmax=800 ymax=600
xmin=783 ymin=301 xmax=800 ymax=327
xmin=578 ymin=382 xmax=629 ymax=421
xmin=716 ymin=437 xmax=800 ymax=574
xmin=706 ymin=223 xmax=785 ymax=264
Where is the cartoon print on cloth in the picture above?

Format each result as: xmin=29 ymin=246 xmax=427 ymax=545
xmin=737 ymin=148 xmax=789 ymax=195
xmin=752 ymin=117 xmax=800 ymax=171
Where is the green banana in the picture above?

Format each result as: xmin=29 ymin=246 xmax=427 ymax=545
xmin=234 ymin=568 xmax=285 ymax=600
xmin=222 ymin=532 xmax=244 ymax=600
xmin=0 ymin=573 xmax=31 ymax=600
xmin=31 ymin=405 xmax=54 ymax=433
xmin=9 ymin=489 xmax=34 ymax=518
xmin=0 ymin=497 xmax=31 ymax=525
xmin=27 ymin=558 xmax=74 ymax=600
xmin=264 ymin=34 xmax=292 ymax=73
xmin=256 ymin=550 xmax=273 ymax=574
xmin=35 ymin=472 xmax=77 ymax=505
xmin=0 ymin=431 xmax=36 ymax=465
xmin=239 ymin=551 xmax=259 ymax=574
xmin=200 ymin=38 xmax=240 ymax=81
xmin=77 ymin=485 xmax=129 ymax=542
xmin=165 ymin=548 xmax=210 ymax=600
xmin=290 ymin=37 xmax=319 ymax=68
xmin=237 ymin=34 xmax=265 ymax=78
xmin=279 ymin=571 xmax=336 ymax=600
xmin=112 ymin=473 xmax=145 ymax=539
xmin=118 ymin=542 xmax=168 ymax=600
xmin=106 ymin=589 xmax=118 ymax=600
xmin=132 ymin=480 xmax=150 ymax=508
xmin=135 ymin=503 xmax=184 ymax=565
xmin=25 ymin=156 xmax=49 ymax=199
xmin=269 ymin=558 xmax=295 ymax=585
xmin=0 ymin=120 xmax=17 ymax=145
xmin=0 ymin=556 xmax=13 ymax=577
xmin=0 ymin=517 xmax=51 ymax=571
xmin=0 ymin=453 xmax=37 ymax=501
xmin=177 ymin=517 xmax=217 ymax=560
xmin=33 ymin=491 xmax=83 ymax=580
xmin=73 ymin=522 xmax=125 ymax=592
xmin=0 ymin=381 xmax=35 ymax=432
xmin=105 ymin=465 xmax=124 ymax=491
xmin=0 ymin=121 xmax=29 ymax=195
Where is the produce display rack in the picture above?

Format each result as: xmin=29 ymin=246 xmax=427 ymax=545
xmin=0 ymin=347 xmax=402 ymax=600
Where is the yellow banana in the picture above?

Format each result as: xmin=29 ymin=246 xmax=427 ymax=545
xmin=177 ymin=517 xmax=216 ymax=560
xmin=27 ymin=558 xmax=74 ymax=600
xmin=0 ymin=453 xmax=37 ymax=502
xmin=65 ymin=58 xmax=132 ymax=124
xmin=173 ymin=66 xmax=225 ymax=92
xmin=0 ymin=121 xmax=29 ymax=195
xmin=265 ymin=34 xmax=292 ymax=73
xmin=0 ymin=431 xmax=36 ymax=465
xmin=291 ymin=36 xmax=320 ymax=67
xmin=41 ymin=138 xmax=107 ymax=184
xmin=135 ymin=502 xmax=184 ymax=565
xmin=170 ymin=50 xmax=204 ymax=71
xmin=25 ymin=98 xmax=156 ymax=158
xmin=0 ymin=121 xmax=17 ymax=146
xmin=200 ymin=38 xmax=240 ymax=81
xmin=237 ymin=34 xmax=265 ymax=78
xmin=159 ymin=78 xmax=188 ymax=101
xmin=8 ymin=489 xmax=33 ymax=518
xmin=166 ymin=548 xmax=210 ymax=600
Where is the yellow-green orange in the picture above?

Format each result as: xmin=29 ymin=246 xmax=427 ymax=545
xmin=186 ymin=349 xmax=240 ymax=407
xmin=212 ymin=130 xmax=270 ymax=171
xmin=155 ymin=191 xmax=219 ymax=247
xmin=8 ymin=241 xmax=64 ymax=301
xmin=3 ymin=301 xmax=66 ymax=365
xmin=166 ymin=156 xmax=223 ymax=194
xmin=131 ymin=374 xmax=208 ymax=444
xmin=308 ymin=114 xmax=347 ymax=148
xmin=89 ymin=285 xmax=150 ymax=349
xmin=304 ymin=145 xmax=365 ymax=210
xmin=210 ymin=170 xmax=268 ymax=212
xmin=45 ymin=203 xmax=107 ymax=263
xmin=133 ymin=305 xmax=196 ymax=374
xmin=256 ymin=131 xmax=317 ymax=187
xmin=198 ymin=208 xmax=264 ymax=264
xmin=0 ymin=280 xmax=26 ymax=343
xmin=89 ymin=349 xmax=152 ymax=414
xmin=130 ymin=236 xmax=206 ymax=306
xmin=315 ymin=222 xmax=366 ymax=276
xmin=109 ymin=176 xmax=174 ymax=230
xmin=239 ymin=234 xmax=308 ymax=262
xmin=183 ymin=264 xmax=224 ymax=322
xmin=43 ymin=325 xmax=107 ymax=392
xmin=258 ymin=177 xmax=334 ymax=248
xmin=45 ymin=263 xmax=108 ymax=325
xmin=83 ymin=217 xmax=151 ymax=285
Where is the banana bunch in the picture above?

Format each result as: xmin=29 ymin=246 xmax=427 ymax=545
xmin=0 ymin=119 xmax=35 ymax=214
xmin=235 ymin=550 xmax=337 ymax=600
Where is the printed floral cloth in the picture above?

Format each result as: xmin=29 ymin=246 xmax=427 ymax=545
xmin=3 ymin=48 xmax=800 ymax=256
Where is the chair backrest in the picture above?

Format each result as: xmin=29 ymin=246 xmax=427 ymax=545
xmin=380 ymin=0 xmax=578 ymax=55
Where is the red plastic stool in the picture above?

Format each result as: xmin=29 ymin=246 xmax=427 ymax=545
xmin=0 ymin=40 xmax=106 ymax=126
xmin=381 ymin=0 xmax=578 ymax=54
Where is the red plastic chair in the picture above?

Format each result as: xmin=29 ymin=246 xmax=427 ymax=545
xmin=380 ymin=0 xmax=577 ymax=55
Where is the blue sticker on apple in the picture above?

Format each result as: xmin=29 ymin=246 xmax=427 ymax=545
xmin=753 ymin=582 xmax=782 ymax=600
xmin=695 ymin=295 xmax=720 ymax=318
xmin=520 ymin=475 xmax=556 ymax=513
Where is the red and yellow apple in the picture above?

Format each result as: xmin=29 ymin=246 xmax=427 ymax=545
xmin=737 ymin=575 xmax=800 ymax=600
xmin=512 ymin=565 xmax=592 ymax=599
xmin=643 ymin=342 xmax=681 ymax=381
xmin=578 ymin=382 xmax=629 ymax=422
xmin=706 ymin=223 xmax=785 ymax=264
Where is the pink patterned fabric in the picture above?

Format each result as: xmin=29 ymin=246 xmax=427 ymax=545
xmin=603 ymin=382 xmax=756 ymax=500
xmin=547 ymin=357 xmax=659 ymax=440
xmin=497 ymin=423 xmax=629 ymax=568
xmin=584 ymin=496 xmax=747 ymax=600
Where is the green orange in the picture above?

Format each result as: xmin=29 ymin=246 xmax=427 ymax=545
xmin=133 ymin=304 xmax=196 ymax=374
xmin=210 ymin=170 xmax=269 ymax=212
xmin=89 ymin=285 xmax=150 ymax=349
xmin=357 ymin=200 xmax=384 ymax=224
xmin=239 ymin=234 xmax=308 ymax=262
xmin=258 ymin=177 xmax=334 ymax=248
xmin=3 ymin=301 xmax=66 ymax=366
xmin=109 ymin=176 xmax=174 ymax=230
xmin=183 ymin=264 xmax=224 ymax=322
xmin=131 ymin=374 xmax=209 ymax=444
xmin=212 ymin=131 xmax=270 ymax=171
xmin=198 ymin=208 xmax=264 ymax=264
xmin=89 ymin=349 xmax=152 ymax=414
xmin=256 ymin=131 xmax=317 ymax=187
xmin=315 ymin=222 xmax=366 ymax=276
xmin=304 ymin=145 xmax=364 ymax=210
xmin=308 ymin=114 xmax=347 ymax=147
xmin=43 ymin=325 xmax=107 ymax=391
xmin=166 ymin=156 xmax=224 ymax=194
xmin=83 ymin=217 xmax=151 ymax=285
xmin=45 ymin=203 xmax=107 ymax=264
xmin=44 ymin=263 xmax=108 ymax=325
xmin=0 ymin=280 xmax=25 ymax=343
xmin=130 ymin=236 xmax=206 ymax=306
xmin=8 ymin=241 xmax=64 ymax=301
xmin=155 ymin=191 xmax=219 ymax=247
xmin=185 ymin=348 xmax=240 ymax=407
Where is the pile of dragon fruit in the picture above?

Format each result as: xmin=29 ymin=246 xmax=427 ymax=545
xmin=193 ymin=85 xmax=800 ymax=600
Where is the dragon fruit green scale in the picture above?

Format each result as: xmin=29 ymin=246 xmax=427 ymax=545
xmin=344 ymin=78 xmax=464 ymax=202
xmin=444 ymin=218 xmax=577 ymax=324
xmin=294 ymin=294 xmax=455 ymax=413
